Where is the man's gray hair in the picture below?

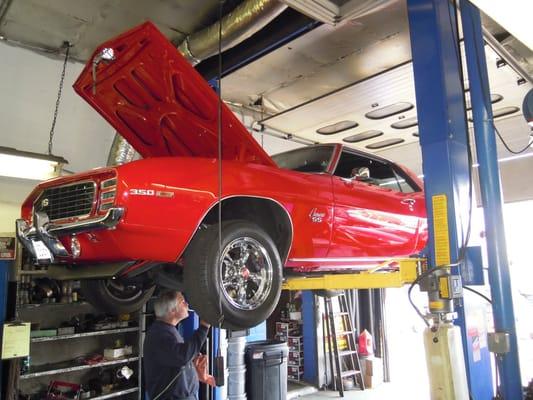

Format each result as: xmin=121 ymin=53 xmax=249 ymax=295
xmin=153 ymin=291 xmax=180 ymax=318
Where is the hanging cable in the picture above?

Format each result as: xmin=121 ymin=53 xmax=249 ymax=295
xmin=48 ymin=41 xmax=70 ymax=155
xmin=494 ymin=124 xmax=533 ymax=154
xmin=463 ymin=285 xmax=492 ymax=304
xmin=407 ymin=262 xmax=461 ymax=327
xmin=216 ymin=0 xmax=225 ymax=328
xmin=213 ymin=1 xmax=227 ymax=390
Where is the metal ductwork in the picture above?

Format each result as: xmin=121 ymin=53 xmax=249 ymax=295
xmin=177 ymin=0 xmax=287 ymax=65
xmin=108 ymin=0 xmax=287 ymax=166
xmin=106 ymin=133 xmax=137 ymax=166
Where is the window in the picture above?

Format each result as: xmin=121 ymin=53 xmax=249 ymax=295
xmin=391 ymin=117 xmax=418 ymax=129
xmin=333 ymin=151 xmax=417 ymax=193
xmin=272 ymin=145 xmax=335 ymax=173
xmin=317 ymin=120 xmax=358 ymax=135
xmin=468 ymin=106 xmax=520 ymax=122
xmin=365 ymin=102 xmax=414 ymax=120
xmin=365 ymin=138 xmax=405 ymax=149
xmin=465 ymin=93 xmax=503 ymax=110
xmin=343 ymin=130 xmax=383 ymax=143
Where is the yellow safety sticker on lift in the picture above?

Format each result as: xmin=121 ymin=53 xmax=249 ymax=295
xmin=432 ymin=194 xmax=450 ymax=266
xmin=429 ymin=301 xmax=445 ymax=310
xmin=439 ymin=276 xmax=450 ymax=299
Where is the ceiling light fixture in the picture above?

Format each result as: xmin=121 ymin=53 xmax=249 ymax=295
xmin=0 ymin=42 xmax=71 ymax=181
xmin=0 ymin=146 xmax=68 ymax=181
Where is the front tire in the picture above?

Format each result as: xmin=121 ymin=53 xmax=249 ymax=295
xmin=184 ymin=220 xmax=282 ymax=330
xmin=81 ymin=278 xmax=155 ymax=313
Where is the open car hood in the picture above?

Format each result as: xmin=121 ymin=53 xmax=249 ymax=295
xmin=74 ymin=22 xmax=275 ymax=167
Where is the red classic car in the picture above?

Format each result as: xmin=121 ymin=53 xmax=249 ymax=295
xmin=16 ymin=22 xmax=427 ymax=329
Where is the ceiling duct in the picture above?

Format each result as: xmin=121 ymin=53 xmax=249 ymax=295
xmin=107 ymin=134 xmax=138 ymax=166
xmin=280 ymin=0 xmax=396 ymax=25
xmin=178 ymin=0 xmax=287 ymax=65
xmin=109 ymin=0 xmax=287 ymax=166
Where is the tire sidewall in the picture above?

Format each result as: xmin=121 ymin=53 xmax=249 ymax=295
xmin=186 ymin=221 xmax=282 ymax=329
xmin=81 ymin=279 xmax=155 ymax=313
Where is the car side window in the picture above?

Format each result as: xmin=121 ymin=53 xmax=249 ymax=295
xmin=334 ymin=151 xmax=416 ymax=193
xmin=392 ymin=170 xmax=417 ymax=193
xmin=272 ymin=146 xmax=334 ymax=173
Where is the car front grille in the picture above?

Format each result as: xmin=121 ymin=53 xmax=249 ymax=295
xmin=34 ymin=182 xmax=96 ymax=221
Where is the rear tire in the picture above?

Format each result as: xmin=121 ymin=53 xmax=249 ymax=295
xmin=81 ymin=278 xmax=155 ymax=313
xmin=184 ymin=220 xmax=282 ymax=330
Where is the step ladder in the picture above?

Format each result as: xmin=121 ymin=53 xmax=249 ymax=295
xmin=323 ymin=291 xmax=365 ymax=396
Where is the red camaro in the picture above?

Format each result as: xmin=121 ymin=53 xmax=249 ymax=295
xmin=17 ymin=22 xmax=427 ymax=329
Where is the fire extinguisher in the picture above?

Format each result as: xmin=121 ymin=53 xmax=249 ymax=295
xmin=358 ymin=329 xmax=374 ymax=356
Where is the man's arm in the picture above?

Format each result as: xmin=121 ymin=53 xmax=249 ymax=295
xmin=193 ymin=354 xmax=216 ymax=387
xmin=154 ymin=325 xmax=210 ymax=368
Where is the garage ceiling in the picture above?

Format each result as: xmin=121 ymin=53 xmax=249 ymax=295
xmin=0 ymin=0 xmax=532 ymax=200
xmin=0 ymin=0 xmax=245 ymax=61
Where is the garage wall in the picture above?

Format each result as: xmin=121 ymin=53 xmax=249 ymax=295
xmin=0 ymin=202 xmax=20 ymax=233
xmin=0 ymin=41 xmax=118 ymax=230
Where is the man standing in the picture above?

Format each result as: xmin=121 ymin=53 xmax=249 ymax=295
xmin=144 ymin=291 xmax=215 ymax=400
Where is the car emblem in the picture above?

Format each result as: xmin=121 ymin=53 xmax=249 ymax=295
xmin=41 ymin=198 xmax=49 ymax=207
xmin=309 ymin=208 xmax=325 ymax=223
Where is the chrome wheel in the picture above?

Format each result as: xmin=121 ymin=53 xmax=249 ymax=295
xmin=219 ymin=236 xmax=273 ymax=311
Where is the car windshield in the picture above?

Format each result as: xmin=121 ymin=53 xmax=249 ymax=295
xmin=272 ymin=145 xmax=335 ymax=173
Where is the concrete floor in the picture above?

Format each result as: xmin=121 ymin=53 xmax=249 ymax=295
xmin=288 ymin=381 xmax=430 ymax=400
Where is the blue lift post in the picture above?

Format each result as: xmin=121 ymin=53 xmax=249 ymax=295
xmin=406 ymin=0 xmax=477 ymax=396
xmin=302 ymin=290 xmax=318 ymax=384
xmin=460 ymin=1 xmax=523 ymax=398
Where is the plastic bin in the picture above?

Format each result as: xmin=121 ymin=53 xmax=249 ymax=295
xmin=245 ymin=340 xmax=289 ymax=400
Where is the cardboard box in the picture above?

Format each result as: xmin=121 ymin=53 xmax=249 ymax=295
xmin=57 ymin=326 xmax=76 ymax=336
xmin=104 ymin=345 xmax=133 ymax=360
xmin=361 ymin=357 xmax=383 ymax=389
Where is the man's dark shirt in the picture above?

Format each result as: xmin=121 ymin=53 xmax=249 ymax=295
xmin=144 ymin=320 xmax=209 ymax=400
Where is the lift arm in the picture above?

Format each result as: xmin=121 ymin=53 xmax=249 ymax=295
xmin=282 ymin=258 xmax=421 ymax=291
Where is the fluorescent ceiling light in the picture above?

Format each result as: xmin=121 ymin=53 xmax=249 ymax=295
xmin=0 ymin=146 xmax=68 ymax=181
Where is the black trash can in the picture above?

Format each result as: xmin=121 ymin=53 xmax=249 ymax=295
xmin=245 ymin=340 xmax=289 ymax=400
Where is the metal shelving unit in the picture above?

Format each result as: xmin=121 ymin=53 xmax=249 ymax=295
xmin=89 ymin=387 xmax=139 ymax=400
xmin=20 ymin=356 xmax=140 ymax=379
xmin=19 ymin=301 xmax=89 ymax=310
xmin=31 ymin=327 xmax=139 ymax=342
xmin=17 ymin=311 xmax=144 ymax=400
xmin=13 ymin=247 xmax=147 ymax=400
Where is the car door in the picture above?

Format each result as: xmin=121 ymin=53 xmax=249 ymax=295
xmin=328 ymin=150 xmax=423 ymax=264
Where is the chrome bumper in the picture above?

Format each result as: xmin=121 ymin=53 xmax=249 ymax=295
xmin=16 ymin=207 xmax=124 ymax=261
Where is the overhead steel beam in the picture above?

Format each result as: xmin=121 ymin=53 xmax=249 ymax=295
xmin=197 ymin=8 xmax=320 ymax=81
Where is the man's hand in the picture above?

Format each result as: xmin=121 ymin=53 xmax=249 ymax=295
xmin=200 ymin=320 xmax=211 ymax=328
xmin=193 ymin=354 xmax=216 ymax=387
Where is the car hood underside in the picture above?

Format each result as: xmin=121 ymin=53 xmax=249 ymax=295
xmin=73 ymin=21 xmax=275 ymax=167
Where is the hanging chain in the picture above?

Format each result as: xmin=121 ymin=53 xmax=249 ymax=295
xmin=48 ymin=41 xmax=70 ymax=155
